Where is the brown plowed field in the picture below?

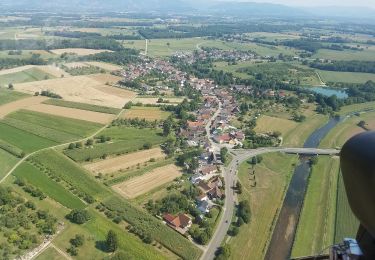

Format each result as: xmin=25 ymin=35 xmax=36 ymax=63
xmin=25 ymin=104 xmax=115 ymax=124
xmin=113 ymin=164 xmax=181 ymax=199
xmin=0 ymin=96 xmax=48 ymax=118
xmin=84 ymin=147 xmax=165 ymax=174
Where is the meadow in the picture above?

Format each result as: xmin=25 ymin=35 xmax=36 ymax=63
xmin=0 ymin=88 xmax=28 ymax=106
xmin=64 ymin=127 xmax=166 ymax=162
xmin=291 ymin=157 xmax=340 ymax=257
xmin=229 ymin=152 xmax=298 ymax=260
xmin=0 ymin=148 xmax=18 ymax=179
xmin=0 ymin=67 xmax=55 ymax=85
xmin=122 ymin=106 xmax=171 ymax=121
xmin=13 ymin=162 xmax=86 ymax=209
xmin=317 ymin=70 xmax=375 ymax=84
xmin=313 ymin=48 xmax=375 ymax=61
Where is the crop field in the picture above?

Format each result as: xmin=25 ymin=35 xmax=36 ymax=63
xmin=25 ymin=103 xmax=115 ymax=124
xmin=334 ymin=172 xmax=359 ymax=243
xmin=84 ymin=61 xmax=122 ymax=71
xmin=317 ymin=70 xmax=375 ymax=84
xmin=7 ymin=110 xmax=102 ymax=138
xmin=43 ymin=99 xmax=121 ymax=114
xmin=37 ymin=65 xmax=71 ymax=78
xmin=313 ymin=48 xmax=375 ymax=61
xmin=0 ymin=122 xmax=57 ymax=153
xmin=35 ymin=246 xmax=65 ymax=260
xmin=255 ymin=115 xmax=298 ymax=136
xmin=113 ymin=164 xmax=181 ymax=199
xmin=292 ymin=157 xmax=340 ymax=257
xmin=133 ymin=97 xmax=184 ymax=105
xmin=229 ymin=153 xmax=298 ymax=260
xmin=0 ymin=95 xmax=47 ymax=118
xmin=0 ymin=88 xmax=29 ymax=106
xmin=0 ymin=148 xmax=18 ymax=179
xmin=103 ymin=196 xmax=202 ymax=260
xmin=339 ymin=101 xmax=375 ymax=115
xmin=13 ymin=74 xmax=136 ymax=108
xmin=122 ymin=106 xmax=171 ymax=121
xmin=0 ymin=67 xmax=55 ymax=85
xmin=64 ymin=127 xmax=165 ymax=161
xmin=13 ymin=162 xmax=86 ymax=209
xmin=84 ymin=147 xmax=165 ymax=175
xmin=53 ymin=208 xmax=167 ymax=260
xmin=32 ymin=150 xmax=111 ymax=200
xmin=50 ymin=48 xmax=112 ymax=56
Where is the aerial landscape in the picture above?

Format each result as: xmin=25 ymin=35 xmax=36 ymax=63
xmin=0 ymin=0 xmax=374 ymax=259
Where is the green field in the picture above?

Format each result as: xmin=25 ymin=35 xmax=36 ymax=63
xmin=229 ymin=152 xmax=297 ymax=260
xmin=313 ymin=48 xmax=375 ymax=61
xmin=7 ymin=110 xmax=103 ymax=137
xmin=64 ymin=127 xmax=165 ymax=161
xmin=43 ymin=99 xmax=122 ymax=115
xmin=317 ymin=70 xmax=375 ymax=84
xmin=13 ymin=162 xmax=86 ymax=209
xmin=0 ymin=122 xmax=57 ymax=153
xmin=0 ymin=67 xmax=55 ymax=85
xmin=292 ymin=157 xmax=340 ymax=257
xmin=35 ymin=246 xmax=65 ymax=260
xmin=339 ymin=101 xmax=375 ymax=115
xmin=334 ymin=172 xmax=359 ymax=243
xmin=0 ymin=89 xmax=28 ymax=105
xmin=0 ymin=148 xmax=18 ymax=179
xmin=32 ymin=150 xmax=111 ymax=200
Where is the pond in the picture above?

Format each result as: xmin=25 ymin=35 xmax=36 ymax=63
xmin=311 ymin=87 xmax=348 ymax=99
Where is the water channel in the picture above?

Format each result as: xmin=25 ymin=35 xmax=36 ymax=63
xmin=265 ymin=116 xmax=342 ymax=259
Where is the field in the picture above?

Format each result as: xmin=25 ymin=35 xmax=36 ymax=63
xmin=0 ymin=88 xmax=29 ymax=106
xmin=50 ymin=48 xmax=112 ymax=56
xmin=13 ymin=162 xmax=86 ymax=209
xmin=339 ymin=101 xmax=375 ymax=115
xmin=25 ymin=103 xmax=115 ymax=124
xmin=133 ymin=97 xmax=184 ymax=105
xmin=313 ymin=48 xmax=375 ymax=61
xmin=113 ymin=164 xmax=182 ymax=198
xmin=317 ymin=70 xmax=375 ymax=84
xmin=0 ymin=95 xmax=47 ymax=118
xmin=84 ymin=147 xmax=165 ymax=174
xmin=0 ymin=65 xmax=35 ymax=75
xmin=64 ymin=126 xmax=165 ymax=161
xmin=291 ymin=157 xmax=340 ymax=257
xmin=43 ymin=99 xmax=122 ymax=114
xmin=13 ymin=74 xmax=136 ymax=108
xmin=84 ymin=61 xmax=122 ymax=71
xmin=0 ymin=148 xmax=18 ymax=179
xmin=254 ymin=115 xmax=298 ymax=135
xmin=334 ymin=173 xmax=359 ymax=243
xmin=122 ymin=106 xmax=171 ymax=121
xmin=35 ymin=246 xmax=65 ymax=260
xmin=229 ymin=153 xmax=298 ymax=260
xmin=0 ymin=67 xmax=55 ymax=85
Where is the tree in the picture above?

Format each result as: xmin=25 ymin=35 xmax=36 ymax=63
xmin=143 ymin=142 xmax=152 ymax=149
xmin=236 ymin=181 xmax=242 ymax=194
xmin=106 ymin=230 xmax=118 ymax=252
xmin=163 ymin=118 xmax=173 ymax=136
xmin=68 ymin=143 xmax=75 ymax=150
xmin=220 ymin=147 xmax=228 ymax=163
xmin=86 ymin=139 xmax=94 ymax=146
xmin=66 ymin=209 xmax=90 ymax=224
xmin=8 ymin=83 xmax=14 ymax=90
xmin=70 ymin=234 xmax=85 ymax=247
xmin=67 ymin=246 xmax=78 ymax=256
xmin=215 ymin=244 xmax=231 ymax=260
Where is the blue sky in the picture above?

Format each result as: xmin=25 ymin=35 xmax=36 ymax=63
xmin=227 ymin=0 xmax=375 ymax=8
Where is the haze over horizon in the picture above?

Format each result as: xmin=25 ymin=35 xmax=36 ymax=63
xmin=214 ymin=0 xmax=375 ymax=8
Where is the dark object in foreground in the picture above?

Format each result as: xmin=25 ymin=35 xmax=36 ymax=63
xmin=340 ymin=131 xmax=375 ymax=259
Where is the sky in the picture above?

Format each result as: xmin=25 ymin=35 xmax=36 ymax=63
xmin=229 ymin=0 xmax=375 ymax=8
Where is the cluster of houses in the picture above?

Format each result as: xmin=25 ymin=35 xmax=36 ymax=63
xmin=172 ymin=48 xmax=257 ymax=63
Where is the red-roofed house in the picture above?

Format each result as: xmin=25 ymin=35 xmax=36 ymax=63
xmin=163 ymin=213 xmax=192 ymax=234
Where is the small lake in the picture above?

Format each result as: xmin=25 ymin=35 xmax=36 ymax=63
xmin=311 ymin=87 xmax=348 ymax=99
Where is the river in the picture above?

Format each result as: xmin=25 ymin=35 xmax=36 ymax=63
xmin=265 ymin=116 xmax=342 ymax=259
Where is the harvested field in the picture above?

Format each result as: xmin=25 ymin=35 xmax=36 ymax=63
xmin=50 ymin=48 xmax=112 ymax=56
xmin=14 ymin=74 xmax=136 ymax=108
xmin=84 ymin=147 xmax=165 ymax=174
xmin=121 ymin=107 xmax=170 ymax=121
xmin=0 ymin=65 xmax=34 ymax=75
xmin=63 ymin=62 xmax=89 ymax=69
xmin=134 ymin=97 xmax=184 ymax=105
xmin=113 ymin=164 xmax=181 ymax=198
xmin=0 ymin=96 xmax=48 ymax=118
xmin=25 ymin=104 xmax=115 ymax=124
xmin=84 ymin=61 xmax=122 ymax=71
xmin=36 ymin=65 xmax=71 ymax=78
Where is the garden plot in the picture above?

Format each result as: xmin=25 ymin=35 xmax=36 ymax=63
xmin=84 ymin=147 xmax=165 ymax=174
xmin=14 ymin=74 xmax=136 ymax=108
xmin=113 ymin=164 xmax=181 ymax=198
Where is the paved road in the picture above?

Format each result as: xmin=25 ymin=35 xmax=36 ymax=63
xmin=201 ymin=147 xmax=339 ymax=260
